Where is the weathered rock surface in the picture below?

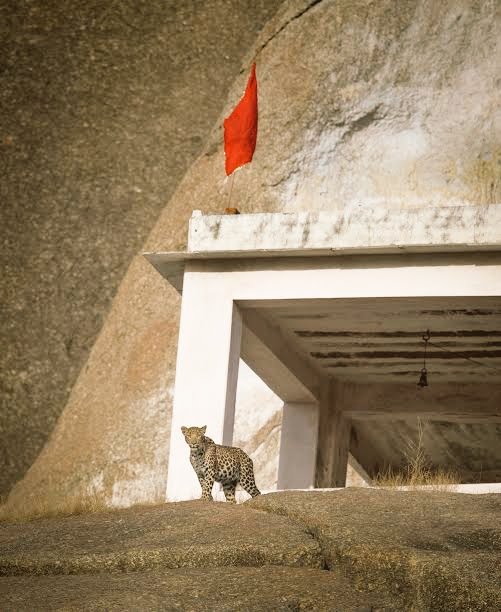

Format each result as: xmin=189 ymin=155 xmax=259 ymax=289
xmin=2 ymin=568 xmax=395 ymax=612
xmin=1 ymin=490 xmax=499 ymax=611
xmin=0 ymin=0 xmax=283 ymax=497
xmin=0 ymin=501 xmax=321 ymax=575
xmin=249 ymin=489 xmax=501 ymax=611
xmin=6 ymin=0 xmax=501 ymax=510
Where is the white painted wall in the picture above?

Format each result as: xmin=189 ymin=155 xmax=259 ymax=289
xmin=165 ymin=276 xmax=242 ymax=502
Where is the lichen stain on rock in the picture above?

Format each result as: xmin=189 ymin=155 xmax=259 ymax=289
xmin=463 ymin=148 xmax=501 ymax=205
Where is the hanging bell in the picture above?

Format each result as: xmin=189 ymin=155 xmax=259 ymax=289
xmin=417 ymin=367 xmax=428 ymax=388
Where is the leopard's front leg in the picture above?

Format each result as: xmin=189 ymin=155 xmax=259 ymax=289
xmin=201 ymin=449 xmax=216 ymax=501
xmin=196 ymin=471 xmax=205 ymax=492
xmin=190 ymin=455 xmax=206 ymax=495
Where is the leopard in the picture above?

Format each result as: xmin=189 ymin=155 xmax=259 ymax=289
xmin=181 ymin=425 xmax=260 ymax=503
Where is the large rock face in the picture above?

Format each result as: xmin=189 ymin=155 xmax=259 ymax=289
xmin=5 ymin=0 xmax=500 ymax=511
xmin=0 ymin=0 xmax=283 ymax=496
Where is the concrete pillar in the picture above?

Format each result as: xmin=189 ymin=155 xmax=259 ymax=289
xmin=277 ymin=402 xmax=319 ymax=489
xmin=166 ymin=268 xmax=242 ymax=501
xmin=315 ymin=380 xmax=351 ymax=487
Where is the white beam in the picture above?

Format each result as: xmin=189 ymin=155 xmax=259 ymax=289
xmin=240 ymin=309 xmax=321 ymax=402
xmin=163 ymin=253 xmax=501 ymax=301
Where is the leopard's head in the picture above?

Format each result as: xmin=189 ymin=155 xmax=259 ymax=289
xmin=181 ymin=425 xmax=207 ymax=450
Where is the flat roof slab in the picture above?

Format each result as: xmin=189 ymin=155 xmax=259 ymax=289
xmin=188 ymin=205 xmax=501 ymax=254
xmin=145 ymin=205 xmax=501 ymax=292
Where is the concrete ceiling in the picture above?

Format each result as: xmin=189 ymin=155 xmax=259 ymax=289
xmin=244 ymin=296 xmax=501 ymax=384
xmin=240 ymin=296 xmax=501 ymax=483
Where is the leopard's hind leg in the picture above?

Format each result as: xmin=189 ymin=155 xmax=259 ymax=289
xmin=239 ymin=455 xmax=260 ymax=498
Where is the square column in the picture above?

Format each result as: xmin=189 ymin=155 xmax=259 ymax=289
xmin=277 ymin=402 xmax=319 ymax=489
xmin=315 ymin=380 xmax=351 ymax=487
xmin=166 ymin=267 xmax=242 ymax=501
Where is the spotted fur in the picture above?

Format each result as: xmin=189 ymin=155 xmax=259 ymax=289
xmin=181 ymin=425 xmax=260 ymax=502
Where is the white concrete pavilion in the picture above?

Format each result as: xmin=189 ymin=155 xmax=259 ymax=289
xmin=145 ymin=205 xmax=501 ymax=501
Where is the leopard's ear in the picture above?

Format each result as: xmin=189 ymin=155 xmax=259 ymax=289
xmin=200 ymin=425 xmax=207 ymax=434
xmin=181 ymin=426 xmax=187 ymax=435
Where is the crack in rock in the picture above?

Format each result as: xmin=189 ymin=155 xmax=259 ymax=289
xmin=254 ymin=0 xmax=325 ymax=59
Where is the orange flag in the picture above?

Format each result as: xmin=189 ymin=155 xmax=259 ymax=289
xmin=223 ymin=63 xmax=258 ymax=176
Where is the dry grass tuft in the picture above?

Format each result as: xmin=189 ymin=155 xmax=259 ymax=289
xmin=375 ymin=418 xmax=460 ymax=491
xmin=0 ymin=494 xmax=109 ymax=524
xmin=374 ymin=465 xmax=460 ymax=490
xmin=0 ymin=492 xmax=165 ymax=524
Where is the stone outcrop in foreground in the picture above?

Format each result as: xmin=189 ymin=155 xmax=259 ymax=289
xmin=1 ymin=490 xmax=500 ymax=611
xmin=250 ymin=489 xmax=501 ymax=611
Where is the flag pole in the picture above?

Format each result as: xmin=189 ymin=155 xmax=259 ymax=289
xmin=228 ymin=171 xmax=236 ymax=208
